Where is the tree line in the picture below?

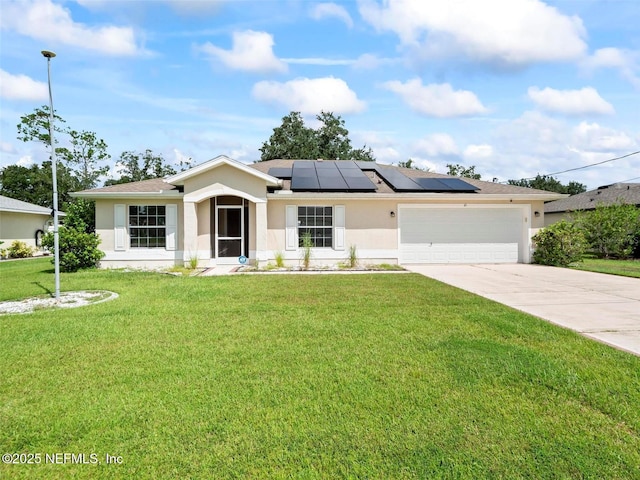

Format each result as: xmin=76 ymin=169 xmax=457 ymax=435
xmin=1 ymin=106 xmax=589 ymax=218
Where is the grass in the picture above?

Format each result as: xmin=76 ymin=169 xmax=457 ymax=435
xmin=572 ymin=257 xmax=640 ymax=278
xmin=1 ymin=258 xmax=639 ymax=479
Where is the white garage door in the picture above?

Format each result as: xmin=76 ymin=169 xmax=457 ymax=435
xmin=399 ymin=206 xmax=524 ymax=264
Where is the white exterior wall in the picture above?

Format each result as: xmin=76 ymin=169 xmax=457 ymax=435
xmin=0 ymin=211 xmax=51 ymax=251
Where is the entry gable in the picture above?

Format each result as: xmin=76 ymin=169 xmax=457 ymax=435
xmin=166 ymin=155 xmax=281 ymax=187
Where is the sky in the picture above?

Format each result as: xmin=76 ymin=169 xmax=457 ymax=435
xmin=0 ymin=0 xmax=639 ymax=190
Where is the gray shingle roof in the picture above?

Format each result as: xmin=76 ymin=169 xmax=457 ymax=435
xmin=544 ymin=183 xmax=640 ymax=213
xmin=74 ymin=160 xmax=564 ymax=198
xmin=0 ymin=195 xmax=52 ymax=215
xmin=250 ymin=159 xmax=558 ymax=195
xmin=74 ymin=178 xmax=179 ymax=194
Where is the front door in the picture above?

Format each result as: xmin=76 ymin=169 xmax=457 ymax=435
xmin=216 ymin=205 xmax=243 ymax=262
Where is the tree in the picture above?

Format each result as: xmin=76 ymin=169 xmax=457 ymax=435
xmin=508 ymin=175 xmax=586 ymax=194
xmin=58 ymin=130 xmax=110 ymax=190
xmin=0 ymin=161 xmax=79 ymax=209
xmin=573 ymin=203 xmax=640 ymax=259
xmin=16 ymin=105 xmax=66 ymax=146
xmin=105 ymin=150 xmax=177 ymax=185
xmin=398 ymin=159 xmax=428 ymax=171
xmin=446 ymin=164 xmax=481 ymax=179
xmin=259 ymin=111 xmax=375 ymax=161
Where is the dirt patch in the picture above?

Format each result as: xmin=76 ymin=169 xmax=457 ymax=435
xmin=0 ymin=290 xmax=118 ymax=315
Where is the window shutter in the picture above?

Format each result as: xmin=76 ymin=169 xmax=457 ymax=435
xmin=285 ymin=205 xmax=297 ymax=251
xmin=166 ymin=204 xmax=177 ymax=251
xmin=114 ymin=204 xmax=126 ymax=251
xmin=334 ymin=205 xmax=345 ymax=251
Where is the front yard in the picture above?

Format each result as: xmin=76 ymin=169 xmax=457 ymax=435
xmin=572 ymin=257 xmax=640 ymax=278
xmin=1 ymin=258 xmax=639 ymax=479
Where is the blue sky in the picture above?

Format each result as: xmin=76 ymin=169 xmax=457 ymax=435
xmin=1 ymin=0 xmax=638 ymax=189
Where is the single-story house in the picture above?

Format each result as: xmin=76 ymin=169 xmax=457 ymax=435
xmin=544 ymin=183 xmax=640 ymax=226
xmin=73 ymin=156 xmax=563 ymax=268
xmin=0 ymin=195 xmax=57 ymax=251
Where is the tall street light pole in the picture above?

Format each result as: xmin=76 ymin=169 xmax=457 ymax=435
xmin=42 ymin=50 xmax=60 ymax=300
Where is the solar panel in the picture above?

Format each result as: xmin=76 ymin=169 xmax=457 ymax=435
xmin=439 ymin=178 xmax=479 ymax=192
xmin=316 ymin=166 xmax=349 ymax=190
xmin=268 ymin=167 xmax=292 ymax=179
xmin=336 ymin=160 xmax=360 ymax=170
xmin=375 ymin=166 xmax=423 ymax=191
xmin=291 ymin=162 xmax=320 ymax=190
xmin=415 ymin=178 xmax=454 ymax=191
xmin=335 ymin=163 xmax=376 ymax=191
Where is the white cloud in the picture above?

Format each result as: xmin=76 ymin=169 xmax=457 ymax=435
xmin=413 ymin=133 xmax=460 ymax=157
xmin=199 ymin=30 xmax=287 ymax=74
xmin=1 ymin=142 xmax=17 ymax=154
xmin=572 ymin=122 xmax=636 ymax=152
xmin=252 ymin=77 xmax=366 ymax=114
xmin=0 ymin=69 xmax=47 ymax=101
xmin=527 ymin=86 xmax=614 ymax=115
xmin=464 ymin=144 xmax=494 ymax=159
xmin=581 ymin=48 xmax=640 ymax=89
xmin=383 ymin=78 xmax=488 ymax=117
xmin=0 ymin=0 xmax=147 ymax=56
xmin=310 ymin=3 xmax=353 ymax=28
xmin=283 ymin=57 xmax=353 ymax=66
xmin=17 ymin=155 xmax=34 ymax=166
xmin=352 ymin=53 xmax=398 ymax=70
xmin=485 ymin=111 xmax=639 ymax=186
xmin=358 ymin=0 xmax=586 ymax=67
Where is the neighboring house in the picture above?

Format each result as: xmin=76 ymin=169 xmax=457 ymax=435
xmin=73 ymin=155 xmax=563 ymax=268
xmin=0 ymin=195 xmax=56 ymax=250
xmin=544 ymin=183 xmax=640 ymax=226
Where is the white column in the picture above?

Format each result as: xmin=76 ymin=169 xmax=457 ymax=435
xmin=255 ymin=201 xmax=268 ymax=266
xmin=183 ymin=201 xmax=198 ymax=264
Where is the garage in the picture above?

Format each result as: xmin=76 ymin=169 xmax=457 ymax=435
xmin=399 ymin=205 xmax=528 ymax=264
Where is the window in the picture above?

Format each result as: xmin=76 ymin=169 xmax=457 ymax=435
xmin=129 ymin=205 xmax=166 ymax=248
xmin=298 ymin=206 xmax=333 ymax=247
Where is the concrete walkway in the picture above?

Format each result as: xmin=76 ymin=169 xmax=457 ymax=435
xmin=404 ymin=264 xmax=640 ymax=356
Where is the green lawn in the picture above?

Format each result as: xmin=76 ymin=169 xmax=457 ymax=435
xmin=1 ymin=258 xmax=639 ymax=479
xmin=572 ymin=257 xmax=640 ymax=278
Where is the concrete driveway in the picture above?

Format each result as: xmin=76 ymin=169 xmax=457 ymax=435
xmin=405 ymin=264 xmax=640 ymax=356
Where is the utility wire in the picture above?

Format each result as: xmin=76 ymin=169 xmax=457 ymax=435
xmin=505 ymin=149 xmax=640 ymax=182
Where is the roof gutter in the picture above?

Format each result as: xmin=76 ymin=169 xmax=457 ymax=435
xmin=71 ymin=191 xmax=184 ymax=200
xmin=267 ymin=192 xmax=566 ymax=202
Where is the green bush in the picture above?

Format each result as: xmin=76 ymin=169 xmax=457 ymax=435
xmin=573 ymin=203 xmax=640 ymax=259
xmin=532 ymin=220 xmax=587 ymax=266
xmin=7 ymin=240 xmax=34 ymax=258
xmin=42 ymin=227 xmax=104 ymax=272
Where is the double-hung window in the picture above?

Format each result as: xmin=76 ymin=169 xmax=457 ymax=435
xmin=129 ymin=206 xmax=166 ymax=248
xmin=298 ymin=206 xmax=333 ymax=248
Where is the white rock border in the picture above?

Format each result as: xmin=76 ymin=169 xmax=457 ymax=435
xmin=0 ymin=290 xmax=118 ymax=315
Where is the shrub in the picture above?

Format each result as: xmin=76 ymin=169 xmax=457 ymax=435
xmin=347 ymin=244 xmax=358 ymax=268
xmin=573 ymin=203 xmax=640 ymax=259
xmin=42 ymin=227 xmax=104 ymax=272
xmin=7 ymin=240 xmax=34 ymax=258
xmin=532 ymin=220 xmax=587 ymax=267
xmin=274 ymin=251 xmax=285 ymax=268
xmin=300 ymin=232 xmax=313 ymax=270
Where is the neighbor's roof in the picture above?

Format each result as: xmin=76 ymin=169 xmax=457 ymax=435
xmin=0 ymin=195 xmax=52 ymax=215
xmin=545 ymin=183 xmax=640 ymax=214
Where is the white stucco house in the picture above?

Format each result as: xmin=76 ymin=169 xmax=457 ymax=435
xmin=73 ymin=156 xmax=563 ymax=268
xmin=0 ymin=195 xmax=56 ymax=251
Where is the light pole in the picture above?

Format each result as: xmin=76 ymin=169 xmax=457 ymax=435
xmin=42 ymin=50 xmax=60 ymax=300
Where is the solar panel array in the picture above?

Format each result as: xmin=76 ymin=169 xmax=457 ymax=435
xmin=415 ymin=177 xmax=480 ymax=192
xmin=267 ymin=160 xmax=479 ymax=193
xmin=288 ymin=161 xmax=377 ymax=192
